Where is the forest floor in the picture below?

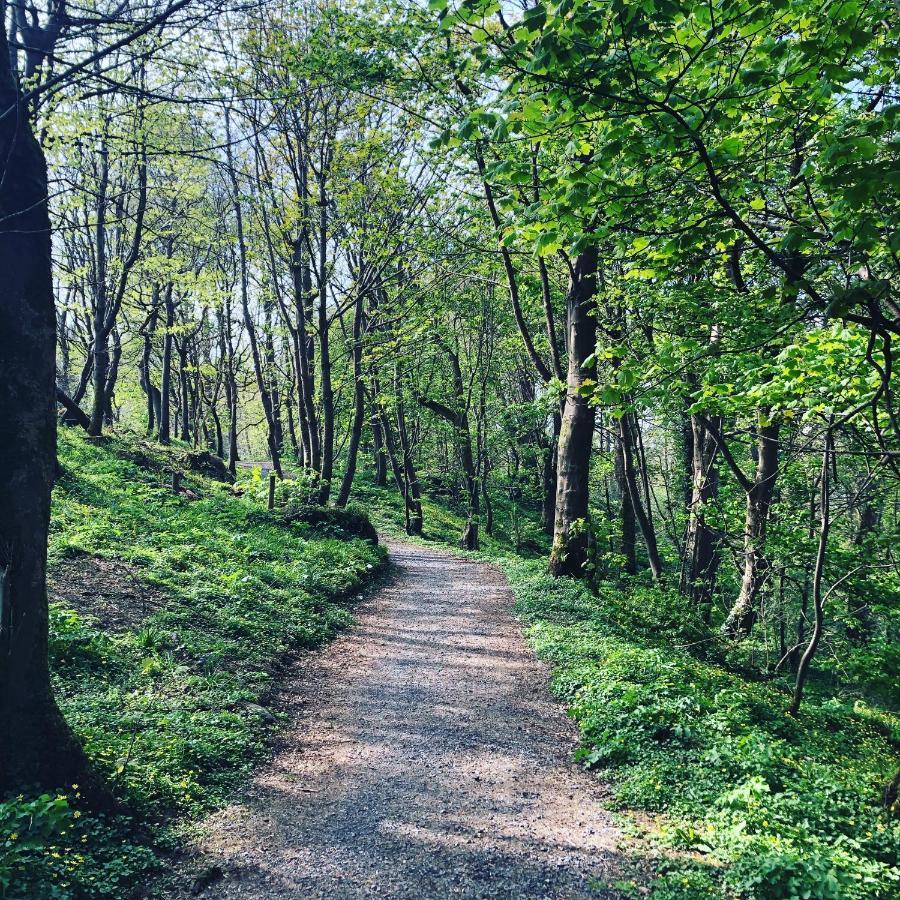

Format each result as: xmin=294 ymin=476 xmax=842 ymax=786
xmin=174 ymin=540 xmax=646 ymax=899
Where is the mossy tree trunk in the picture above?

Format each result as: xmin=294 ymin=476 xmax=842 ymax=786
xmin=548 ymin=246 xmax=599 ymax=577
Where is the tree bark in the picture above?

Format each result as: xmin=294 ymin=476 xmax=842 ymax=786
xmin=721 ymin=415 xmax=781 ymax=637
xmin=394 ymin=365 xmax=423 ymax=535
xmin=336 ymin=287 xmax=365 ymax=507
xmin=371 ymin=405 xmax=388 ymax=486
xmin=614 ymin=437 xmax=637 ymax=575
xmin=789 ymin=426 xmax=832 ymax=716
xmin=541 ymin=410 xmax=561 ymax=535
xmin=418 ymin=344 xmax=479 ymax=550
xmin=618 ymin=411 xmax=664 ymax=579
xmin=55 ymin=386 xmax=90 ymax=431
xmin=316 ymin=175 xmax=333 ymax=504
xmin=0 ymin=32 xmax=101 ymax=797
xmin=681 ymin=413 xmax=722 ymax=620
xmin=158 ymin=282 xmax=174 ymax=444
xmin=549 ymin=246 xmax=599 ymax=576
xmin=225 ymin=108 xmax=282 ymax=478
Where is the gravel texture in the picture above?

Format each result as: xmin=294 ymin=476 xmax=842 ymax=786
xmin=184 ymin=540 xmax=638 ymax=898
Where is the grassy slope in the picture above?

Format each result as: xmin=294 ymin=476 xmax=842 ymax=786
xmin=361 ymin=478 xmax=900 ymax=899
xmin=2 ymin=431 xmax=385 ymax=899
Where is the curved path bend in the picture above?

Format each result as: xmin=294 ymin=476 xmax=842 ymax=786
xmin=186 ymin=540 xmax=637 ymax=899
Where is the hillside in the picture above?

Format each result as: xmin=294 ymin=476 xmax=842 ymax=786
xmin=2 ymin=432 xmax=385 ymax=898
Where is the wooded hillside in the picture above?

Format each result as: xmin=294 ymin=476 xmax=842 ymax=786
xmin=0 ymin=1 xmax=897 ymax=897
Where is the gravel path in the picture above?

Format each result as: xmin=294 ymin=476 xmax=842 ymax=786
xmin=185 ymin=541 xmax=637 ymax=898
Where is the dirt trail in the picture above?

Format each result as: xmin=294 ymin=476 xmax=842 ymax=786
xmin=183 ymin=541 xmax=638 ymax=898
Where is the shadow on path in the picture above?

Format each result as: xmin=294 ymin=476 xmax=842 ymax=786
xmin=181 ymin=541 xmax=643 ymax=899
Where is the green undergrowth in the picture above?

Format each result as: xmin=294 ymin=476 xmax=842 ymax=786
xmin=503 ymin=557 xmax=900 ymax=900
xmin=355 ymin=481 xmax=899 ymax=898
xmin=350 ymin=474 xmax=548 ymax=557
xmin=3 ymin=430 xmax=385 ymax=899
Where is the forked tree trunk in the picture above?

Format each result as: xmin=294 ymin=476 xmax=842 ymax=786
xmin=721 ymin=416 xmax=781 ymax=637
xmin=549 ymin=246 xmax=598 ymax=577
xmin=0 ymin=34 xmax=102 ymax=798
xmin=418 ymin=344 xmax=480 ymax=550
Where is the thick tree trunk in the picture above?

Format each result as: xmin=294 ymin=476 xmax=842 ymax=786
xmin=722 ymin=416 xmax=781 ymax=638
xmin=0 ymin=38 xmax=101 ymax=797
xmin=549 ymin=247 xmax=598 ymax=577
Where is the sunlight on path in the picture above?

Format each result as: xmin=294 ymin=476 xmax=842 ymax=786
xmin=184 ymin=541 xmax=641 ymax=898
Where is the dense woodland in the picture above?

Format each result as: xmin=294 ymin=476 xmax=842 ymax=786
xmin=0 ymin=0 xmax=898 ymax=897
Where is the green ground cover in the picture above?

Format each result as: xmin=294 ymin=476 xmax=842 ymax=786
xmin=2 ymin=432 xmax=385 ymax=898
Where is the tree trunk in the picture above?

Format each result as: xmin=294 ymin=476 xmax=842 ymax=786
xmin=614 ymin=437 xmax=637 ymax=575
xmin=87 ymin=142 xmax=110 ymax=437
xmin=847 ymin=498 xmax=878 ymax=642
xmin=225 ymin=109 xmax=282 ymax=478
xmin=394 ymin=366 xmax=423 ymax=535
xmin=55 ymin=387 xmax=90 ymax=431
xmin=789 ymin=426 xmax=833 ymax=716
xmin=158 ymin=282 xmax=174 ymax=445
xmin=681 ymin=413 xmax=722 ymax=619
xmin=549 ymin=246 xmax=598 ymax=577
xmin=541 ymin=410 xmax=561 ymax=535
xmin=141 ymin=301 xmax=161 ymax=435
xmin=371 ymin=406 xmax=388 ymax=486
xmin=336 ymin=289 xmax=365 ymax=507
xmin=291 ymin=236 xmax=319 ymax=472
xmin=177 ymin=340 xmax=191 ymax=442
xmin=618 ymin=411 xmax=664 ymax=579
xmin=316 ymin=176 xmax=333 ymax=504
xmin=722 ymin=416 xmax=781 ymax=638
xmin=103 ymin=326 xmax=121 ymax=425
xmin=0 ymin=35 xmax=101 ymax=797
